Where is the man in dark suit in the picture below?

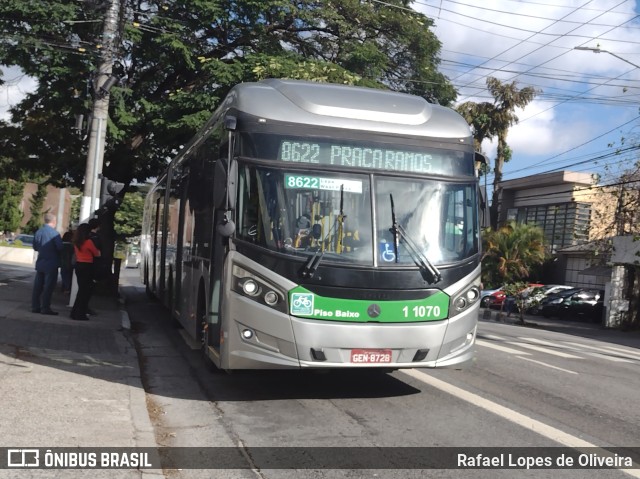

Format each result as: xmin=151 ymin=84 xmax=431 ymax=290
xmin=31 ymin=212 xmax=63 ymax=315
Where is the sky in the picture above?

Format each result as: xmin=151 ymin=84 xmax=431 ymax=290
xmin=412 ymin=0 xmax=640 ymax=186
xmin=1 ymin=0 xmax=639 ymax=187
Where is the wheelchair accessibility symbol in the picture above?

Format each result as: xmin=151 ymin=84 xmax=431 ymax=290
xmin=291 ymin=293 xmax=314 ymax=315
xmin=379 ymin=242 xmax=396 ymax=263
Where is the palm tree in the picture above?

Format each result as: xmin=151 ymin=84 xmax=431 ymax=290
xmin=487 ymin=78 xmax=538 ymax=229
xmin=482 ymin=222 xmax=546 ymax=323
xmin=482 ymin=221 xmax=546 ymax=285
xmin=456 ymin=77 xmax=538 ymax=229
xmin=456 ymin=100 xmax=496 ymax=154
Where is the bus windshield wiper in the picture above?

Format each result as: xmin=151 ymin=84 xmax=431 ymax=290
xmin=301 ymin=185 xmax=346 ymax=279
xmin=389 ymin=194 xmax=442 ymax=284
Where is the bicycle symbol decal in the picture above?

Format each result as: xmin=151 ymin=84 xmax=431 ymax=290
xmin=291 ymin=293 xmax=314 ymax=315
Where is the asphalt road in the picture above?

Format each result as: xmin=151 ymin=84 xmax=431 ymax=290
xmin=119 ymin=269 xmax=639 ymax=479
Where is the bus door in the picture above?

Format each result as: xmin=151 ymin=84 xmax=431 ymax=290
xmin=207 ymin=159 xmax=227 ymax=352
xmin=207 ymin=134 xmax=236 ymax=353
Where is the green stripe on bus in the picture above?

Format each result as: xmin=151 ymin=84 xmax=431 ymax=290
xmin=288 ymin=286 xmax=450 ymax=322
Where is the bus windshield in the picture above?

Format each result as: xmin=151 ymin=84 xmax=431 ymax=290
xmin=236 ymin=164 xmax=479 ymax=267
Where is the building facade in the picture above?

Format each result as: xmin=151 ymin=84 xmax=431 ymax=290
xmin=496 ymin=170 xmax=617 ymax=290
xmin=20 ymin=183 xmax=73 ymax=234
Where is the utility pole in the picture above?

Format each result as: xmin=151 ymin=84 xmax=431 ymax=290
xmin=80 ymin=0 xmax=121 ymax=221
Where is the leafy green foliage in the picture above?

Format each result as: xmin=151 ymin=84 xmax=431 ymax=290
xmin=69 ymin=194 xmax=82 ymax=229
xmin=482 ymin=221 xmax=547 ymax=288
xmin=114 ymin=191 xmax=144 ymax=238
xmin=23 ymin=183 xmax=48 ymax=233
xmin=0 ymin=0 xmax=455 ymax=188
xmin=456 ymin=78 xmax=538 ymax=229
xmin=0 ymin=178 xmax=24 ymax=233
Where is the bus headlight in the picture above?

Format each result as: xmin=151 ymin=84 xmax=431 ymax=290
xmin=232 ymin=265 xmax=286 ymax=313
xmin=454 ymin=297 xmax=467 ymax=310
xmin=264 ymin=291 xmax=279 ymax=306
xmin=449 ymin=277 xmax=481 ymax=317
xmin=466 ymin=288 xmax=480 ymax=302
xmin=242 ymin=279 xmax=260 ymax=296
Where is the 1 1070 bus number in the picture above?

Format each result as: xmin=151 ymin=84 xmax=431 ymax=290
xmin=402 ymin=305 xmax=442 ymax=318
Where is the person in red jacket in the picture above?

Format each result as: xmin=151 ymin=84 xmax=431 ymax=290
xmin=70 ymin=223 xmax=101 ymax=321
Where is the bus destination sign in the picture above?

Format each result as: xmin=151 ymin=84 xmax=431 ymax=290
xmin=278 ymin=139 xmax=471 ymax=175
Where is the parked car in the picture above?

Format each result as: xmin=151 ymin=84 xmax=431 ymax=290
xmin=524 ymin=284 xmax=576 ymax=314
xmin=480 ymin=287 xmax=502 ymax=308
xmin=489 ymin=283 xmax=543 ymax=310
xmin=9 ymin=234 xmax=34 ymax=246
xmin=539 ymin=288 xmax=604 ymax=322
xmin=124 ymin=246 xmax=141 ymax=269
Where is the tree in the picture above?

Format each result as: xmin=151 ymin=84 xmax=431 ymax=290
xmin=23 ymin=183 xmax=48 ymax=234
xmin=482 ymin=222 xmax=547 ymax=324
xmin=1 ymin=0 xmax=456 ymax=294
xmin=589 ymin=159 xmax=640 ymax=329
xmin=0 ymin=178 xmax=24 ymax=234
xmin=114 ymin=191 xmax=144 ymax=239
xmin=69 ymin=194 xmax=82 ymax=230
xmin=0 ymin=0 xmax=455 ymax=188
xmin=482 ymin=221 xmax=546 ymax=284
xmin=457 ymin=78 xmax=538 ymax=229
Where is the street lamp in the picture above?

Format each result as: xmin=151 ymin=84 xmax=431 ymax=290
xmin=573 ymin=46 xmax=640 ymax=69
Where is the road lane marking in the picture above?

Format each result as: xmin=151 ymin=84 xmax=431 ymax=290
xmin=402 ymin=369 xmax=640 ymax=478
xmin=476 ymin=339 xmax=531 ymax=356
xmin=583 ymin=352 xmax=634 ymax=363
xmin=507 ymin=341 xmax=582 ymax=359
xmin=565 ymin=341 xmax=640 ymax=361
xmin=518 ymin=336 xmax=581 ymax=350
xmin=597 ymin=344 xmax=640 ymax=357
xmin=520 ymin=338 xmax=637 ymax=363
xmin=517 ymin=356 xmax=579 ymax=374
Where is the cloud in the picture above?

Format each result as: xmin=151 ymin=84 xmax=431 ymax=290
xmin=0 ymin=66 xmax=38 ymax=122
xmin=413 ymin=0 xmax=640 ymax=178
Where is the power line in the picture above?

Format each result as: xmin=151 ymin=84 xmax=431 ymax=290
xmin=416 ymin=0 xmax=640 ymax=46
xmin=419 ymin=0 xmax=640 ymax=30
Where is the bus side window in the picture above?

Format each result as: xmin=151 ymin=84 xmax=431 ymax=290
xmin=188 ymin=147 xmax=216 ymax=258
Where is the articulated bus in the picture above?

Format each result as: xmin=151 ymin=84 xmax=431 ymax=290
xmin=141 ymin=79 xmax=485 ymax=371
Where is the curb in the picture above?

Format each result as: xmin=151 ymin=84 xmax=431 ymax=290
xmin=118 ymin=289 xmax=131 ymax=330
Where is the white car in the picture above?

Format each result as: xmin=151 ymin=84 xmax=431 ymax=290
xmin=124 ymin=248 xmax=141 ymax=268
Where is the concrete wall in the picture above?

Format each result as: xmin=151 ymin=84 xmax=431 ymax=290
xmin=611 ymin=236 xmax=640 ymax=265
xmin=0 ymin=246 xmax=36 ymax=266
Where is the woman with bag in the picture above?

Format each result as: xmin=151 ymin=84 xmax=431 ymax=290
xmin=70 ymin=223 xmax=101 ymax=321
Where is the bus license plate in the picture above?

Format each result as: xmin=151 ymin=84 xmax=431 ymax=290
xmin=350 ymin=349 xmax=392 ymax=364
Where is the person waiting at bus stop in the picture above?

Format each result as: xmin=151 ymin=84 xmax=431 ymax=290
xmin=31 ymin=213 xmax=63 ymax=315
xmin=70 ymin=223 xmax=101 ymax=321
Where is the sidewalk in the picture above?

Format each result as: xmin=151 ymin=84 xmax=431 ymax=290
xmin=0 ymin=264 xmax=161 ymax=478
